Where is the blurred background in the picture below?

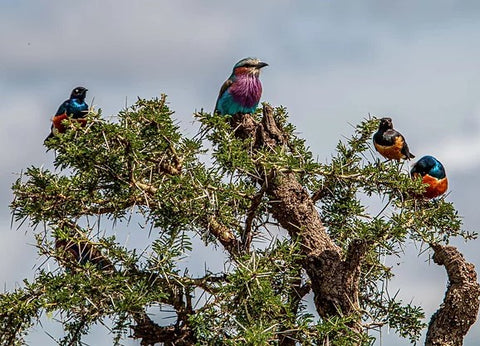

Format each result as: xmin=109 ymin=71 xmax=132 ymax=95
xmin=1 ymin=1 xmax=479 ymax=344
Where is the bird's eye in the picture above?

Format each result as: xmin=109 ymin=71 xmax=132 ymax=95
xmin=75 ymin=89 xmax=79 ymax=93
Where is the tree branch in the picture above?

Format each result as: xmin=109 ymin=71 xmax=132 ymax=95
xmin=425 ymin=243 xmax=480 ymax=346
xmin=134 ymin=181 xmax=242 ymax=257
xmin=206 ymin=216 xmax=241 ymax=256
xmin=231 ymin=105 xmax=367 ymax=332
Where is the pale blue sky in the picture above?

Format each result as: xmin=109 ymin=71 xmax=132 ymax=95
xmin=1 ymin=1 xmax=480 ymax=344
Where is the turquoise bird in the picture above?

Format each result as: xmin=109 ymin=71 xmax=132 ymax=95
xmin=411 ymin=155 xmax=448 ymax=199
xmin=215 ymin=57 xmax=268 ymax=115
xmin=45 ymin=87 xmax=89 ymax=142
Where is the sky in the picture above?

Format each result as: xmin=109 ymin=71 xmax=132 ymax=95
xmin=1 ymin=1 xmax=480 ymax=344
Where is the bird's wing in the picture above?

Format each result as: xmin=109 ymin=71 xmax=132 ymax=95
xmin=214 ymin=78 xmax=233 ymax=113
xmin=55 ymin=100 xmax=70 ymax=116
xmin=400 ymin=136 xmax=415 ymax=159
xmin=388 ymin=130 xmax=401 ymax=144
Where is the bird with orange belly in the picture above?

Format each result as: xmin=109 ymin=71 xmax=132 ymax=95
xmin=410 ymin=155 xmax=448 ymax=199
xmin=45 ymin=87 xmax=89 ymax=143
xmin=373 ymin=117 xmax=415 ymax=161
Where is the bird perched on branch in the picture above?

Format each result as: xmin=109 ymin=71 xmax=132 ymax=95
xmin=373 ymin=117 xmax=415 ymax=161
xmin=215 ymin=57 xmax=268 ymax=116
xmin=410 ymin=155 xmax=448 ymax=199
xmin=45 ymin=86 xmax=89 ymax=142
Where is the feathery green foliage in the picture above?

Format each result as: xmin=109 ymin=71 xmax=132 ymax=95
xmin=2 ymin=96 xmax=475 ymax=345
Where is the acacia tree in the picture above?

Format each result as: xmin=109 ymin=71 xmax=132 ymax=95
xmin=2 ymin=95 xmax=479 ymax=345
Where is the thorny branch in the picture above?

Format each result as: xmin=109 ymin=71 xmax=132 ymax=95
xmin=229 ymin=104 xmax=480 ymax=345
xmin=134 ymin=179 xmax=242 ymax=258
xmin=14 ymin=99 xmax=479 ymax=345
xmin=131 ymin=312 xmax=195 ymax=346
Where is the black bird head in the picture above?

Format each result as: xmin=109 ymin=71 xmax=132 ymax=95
xmin=70 ymin=87 xmax=88 ymax=101
xmin=233 ymin=57 xmax=268 ymax=77
xmin=378 ymin=117 xmax=393 ymax=130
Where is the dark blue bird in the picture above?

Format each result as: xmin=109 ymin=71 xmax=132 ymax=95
xmin=215 ymin=57 xmax=268 ymax=116
xmin=45 ymin=87 xmax=89 ymax=142
xmin=410 ymin=155 xmax=448 ymax=199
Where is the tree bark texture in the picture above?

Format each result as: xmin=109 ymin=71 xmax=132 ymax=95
xmin=425 ymin=244 xmax=480 ymax=346
xmin=231 ymin=106 xmax=367 ymax=329
xmin=132 ymin=312 xmax=195 ymax=346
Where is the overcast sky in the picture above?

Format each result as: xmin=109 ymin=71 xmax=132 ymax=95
xmin=2 ymin=1 xmax=480 ymax=345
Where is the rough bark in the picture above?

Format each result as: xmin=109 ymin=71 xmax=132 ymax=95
xmin=129 ymin=274 xmax=196 ymax=345
xmin=266 ymin=171 xmax=367 ymax=320
xmin=231 ymin=105 xmax=367 ymax=330
xmin=233 ymin=106 xmax=480 ymax=344
xmin=425 ymin=244 xmax=480 ymax=346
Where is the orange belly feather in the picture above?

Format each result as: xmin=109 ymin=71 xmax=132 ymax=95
xmin=374 ymin=136 xmax=405 ymax=161
xmin=52 ymin=113 xmax=68 ymax=133
xmin=52 ymin=113 xmax=87 ymax=134
xmin=422 ymin=175 xmax=448 ymax=199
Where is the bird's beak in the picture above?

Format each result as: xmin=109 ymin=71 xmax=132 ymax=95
xmin=256 ymin=61 xmax=268 ymax=69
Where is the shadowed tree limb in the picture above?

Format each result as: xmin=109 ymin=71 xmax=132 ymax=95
xmin=425 ymin=243 xmax=480 ymax=346
xmin=52 ymin=224 xmax=225 ymax=346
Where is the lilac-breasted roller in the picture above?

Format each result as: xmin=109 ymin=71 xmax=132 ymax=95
xmin=215 ymin=57 xmax=268 ymax=116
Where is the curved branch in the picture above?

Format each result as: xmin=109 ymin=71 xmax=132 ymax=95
xmin=206 ymin=216 xmax=241 ymax=256
xmin=425 ymin=244 xmax=480 ymax=345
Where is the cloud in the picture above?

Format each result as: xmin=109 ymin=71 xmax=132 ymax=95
xmin=421 ymin=133 xmax=480 ymax=173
